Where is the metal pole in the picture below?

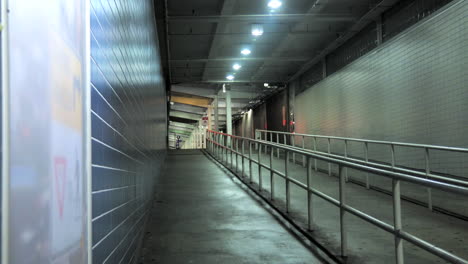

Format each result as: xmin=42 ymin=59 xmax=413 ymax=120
xmin=339 ymin=165 xmax=347 ymax=257
xmin=292 ymin=134 xmax=296 ymax=164
xmin=425 ymin=148 xmax=433 ymax=211
xmin=268 ymin=132 xmax=272 ymax=154
xmin=277 ymin=133 xmax=280 ymax=157
xmin=249 ymin=141 xmax=253 ymax=183
xmin=258 ymin=131 xmax=262 ymax=153
xmin=285 ymin=151 xmax=290 ymax=213
xmin=242 ymin=139 xmax=245 ymax=177
xmin=302 ymin=136 xmax=306 ymax=167
xmin=258 ymin=144 xmax=262 ymax=191
xmin=235 ymin=137 xmax=239 ymax=172
xmin=230 ymin=136 xmax=233 ymax=168
xmin=365 ymin=142 xmax=370 ymax=189
xmin=328 ymin=138 xmax=331 ymax=176
xmin=344 ymin=140 xmax=348 ymax=182
xmin=393 ymin=179 xmax=404 ymax=264
xmin=307 ymin=157 xmax=314 ymax=230
xmin=313 ymin=137 xmax=317 ymax=171
xmin=270 ymin=146 xmax=275 ymax=200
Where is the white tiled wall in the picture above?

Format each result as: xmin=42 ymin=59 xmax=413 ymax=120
xmin=295 ymin=0 xmax=467 ymax=214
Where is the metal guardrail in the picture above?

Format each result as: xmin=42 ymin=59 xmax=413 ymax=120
xmin=256 ymin=129 xmax=468 ymax=211
xmin=206 ymin=129 xmax=468 ymax=264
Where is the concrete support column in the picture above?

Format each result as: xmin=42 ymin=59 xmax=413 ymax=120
xmin=214 ymin=95 xmax=219 ymax=131
xmin=207 ymin=105 xmax=212 ymax=130
xmin=226 ymin=89 xmax=232 ymax=140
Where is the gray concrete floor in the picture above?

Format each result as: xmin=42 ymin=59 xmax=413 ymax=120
xmin=220 ymin=147 xmax=468 ymax=264
xmin=139 ymin=150 xmax=328 ymax=264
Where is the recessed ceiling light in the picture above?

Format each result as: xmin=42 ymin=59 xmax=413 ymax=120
xmin=241 ymin=48 xmax=251 ymax=55
xmin=268 ymin=0 xmax=282 ymax=9
xmin=226 ymin=75 xmax=235 ymax=80
xmin=233 ymin=63 xmax=242 ymax=70
xmin=251 ymin=24 xmax=264 ymax=36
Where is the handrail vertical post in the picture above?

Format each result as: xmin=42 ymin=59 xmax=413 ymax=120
xmin=327 ymin=138 xmax=331 ymax=176
xmin=339 ymin=165 xmax=347 ymax=257
xmin=270 ymin=145 xmax=275 ymax=200
xmin=225 ymin=135 xmax=228 ymax=164
xmin=269 ymin=132 xmax=273 ymax=154
xmin=307 ymin=157 xmax=314 ymax=230
xmin=277 ymin=133 xmax=280 ymax=157
xmin=425 ymin=148 xmax=433 ymax=211
xmin=344 ymin=140 xmax=348 ymax=182
xmin=258 ymin=143 xmax=263 ymax=191
xmin=218 ymin=133 xmax=221 ymax=158
xmin=249 ymin=141 xmax=253 ymax=183
xmin=285 ymin=151 xmax=290 ymax=213
xmin=313 ymin=137 xmax=318 ymax=171
xmin=230 ymin=136 xmax=234 ymax=168
xmin=242 ymin=139 xmax=245 ymax=177
xmin=365 ymin=142 xmax=370 ymax=189
xmin=236 ymin=137 xmax=239 ymax=172
xmin=284 ymin=134 xmax=287 ymax=161
xmin=393 ymin=179 xmax=404 ymax=264
xmin=302 ymin=136 xmax=306 ymax=167
xmin=292 ymin=134 xmax=296 ymax=164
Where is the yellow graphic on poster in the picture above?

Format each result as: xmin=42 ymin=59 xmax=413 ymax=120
xmin=50 ymin=32 xmax=83 ymax=131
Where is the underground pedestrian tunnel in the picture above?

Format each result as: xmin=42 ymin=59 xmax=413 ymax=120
xmin=1 ymin=0 xmax=468 ymax=263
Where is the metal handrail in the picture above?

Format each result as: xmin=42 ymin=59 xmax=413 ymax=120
xmin=256 ymin=129 xmax=468 ymax=211
xmin=256 ymin=129 xmax=468 ymax=153
xmin=205 ymin=129 xmax=468 ymax=264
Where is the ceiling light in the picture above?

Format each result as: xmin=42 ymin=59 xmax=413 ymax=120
xmin=251 ymin=24 xmax=264 ymax=36
xmin=264 ymin=83 xmax=269 ymax=87
xmin=233 ymin=63 xmax=242 ymax=70
xmin=268 ymin=0 xmax=282 ymax=9
xmin=226 ymin=75 xmax=235 ymax=81
xmin=241 ymin=48 xmax=251 ymax=55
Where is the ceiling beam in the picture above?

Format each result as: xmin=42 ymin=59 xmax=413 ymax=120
xmin=168 ymin=30 xmax=340 ymax=37
xmin=168 ymin=13 xmax=356 ymax=23
xmin=201 ymin=0 xmax=237 ymax=81
xmin=252 ymin=0 xmax=329 ymax=80
xmin=171 ymin=57 xmax=308 ymax=63
xmin=171 ymin=94 xmax=212 ymax=107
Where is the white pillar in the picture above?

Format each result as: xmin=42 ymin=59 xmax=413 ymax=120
xmin=226 ymin=89 xmax=232 ymax=135
xmin=207 ymin=105 xmax=212 ymax=130
xmin=214 ymin=95 xmax=219 ymax=132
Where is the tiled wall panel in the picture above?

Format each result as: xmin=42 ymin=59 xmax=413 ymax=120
xmin=90 ymin=0 xmax=167 ymax=263
xmin=295 ymin=1 xmax=467 ymax=214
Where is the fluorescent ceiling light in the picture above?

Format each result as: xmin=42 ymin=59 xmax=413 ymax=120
xmin=226 ymin=75 xmax=235 ymax=81
xmin=233 ymin=63 xmax=242 ymax=70
xmin=268 ymin=0 xmax=282 ymax=9
xmin=241 ymin=48 xmax=251 ymax=55
xmin=251 ymin=24 xmax=264 ymax=36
